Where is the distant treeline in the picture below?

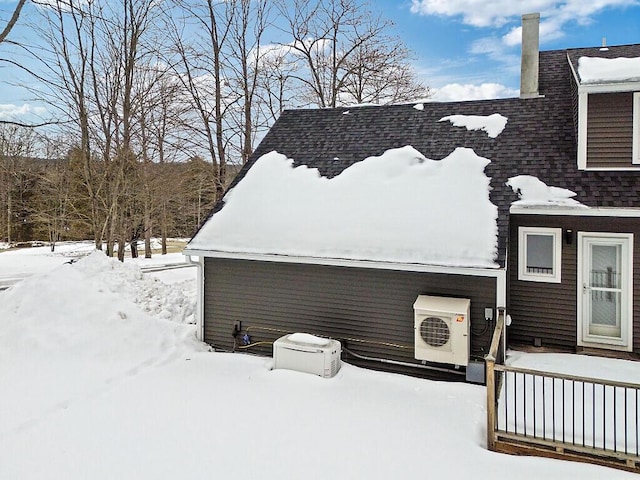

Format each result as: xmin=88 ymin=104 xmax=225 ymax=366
xmin=0 ymin=152 xmax=237 ymax=255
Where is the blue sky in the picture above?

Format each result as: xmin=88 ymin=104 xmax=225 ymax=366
xmin=1 ymin=0 xmax=640 ymax=120
xmin=382 ymin=0 xmax=640 ymax=100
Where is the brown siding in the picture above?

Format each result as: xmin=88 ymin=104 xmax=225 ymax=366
xmin=204 ymin=258 xmax=497 ymax=379
xmin=586 ymin=92 xmax=635 ymax=168
xmin=508 ymin=214 xmax=640 ymax=353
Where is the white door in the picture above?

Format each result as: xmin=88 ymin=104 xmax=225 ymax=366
xmin=578 ymin=233 xmax=633 ymax=351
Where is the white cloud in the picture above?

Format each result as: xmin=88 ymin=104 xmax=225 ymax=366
xmin=501 ymin=19 xmax=564 ymax=46
xmin=0 ymin=103 xmax=47 ymax=120
xmin=430 ymin=83 xmax=518 ymax=102
xmin=410 ymin=0 xmax=556 ymax=28
xmin=467 ymin=37 xmax=521 ymax=78
xmin=410 ymin=0 xmax=638 ymax=43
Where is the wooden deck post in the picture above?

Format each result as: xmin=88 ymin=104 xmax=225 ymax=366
xmin=485 ymin=309 xmax=504 ymax=452
xmin=486 ymin=353 xmax=496 ymax=451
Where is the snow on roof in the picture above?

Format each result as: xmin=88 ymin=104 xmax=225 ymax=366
xmin=507 ymin=175 xmax=587 ymax=208
xmin=578 ymin=56 xmax=640 ymax=84
xmin=189 ymin=146 xmax=499 ymax=268
xmin=439 ymin=113 xmax=507 ymax=138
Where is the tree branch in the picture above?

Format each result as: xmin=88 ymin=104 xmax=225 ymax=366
xmin=0 ymin=0 xmax=28 ymax=44
xmin=0 ymin=119 xmax=60 ymax=128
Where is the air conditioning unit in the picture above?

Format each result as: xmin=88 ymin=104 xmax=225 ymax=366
xmin=273 ymin=333 xmax=341 ymax=378
xmin=414 ymin=295 xmax=471 ymax=367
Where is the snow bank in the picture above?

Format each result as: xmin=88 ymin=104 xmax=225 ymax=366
xmin=0 ymin=251 xmax=204 ymax=435
xmin=578 ymin=56 xmax=640 ymax=84
xmin=507 ymin=175 xmax=587 ymax=208
xmin=439 ymin=113 xmax=508 ymax=138
xmin=0 ymin=250 xmax=197 ymax=343
xmin=0 ymin=240 xmax=96 ymax=280
xmin=189 ymin=146 xmax=499 ymax=268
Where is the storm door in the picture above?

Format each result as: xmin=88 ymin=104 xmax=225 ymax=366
xmin=578 ymin=233 xmax=633 ymax=350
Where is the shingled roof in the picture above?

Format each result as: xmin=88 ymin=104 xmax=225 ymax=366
xmin=195 ymin=45 xmax=640 ymax=268
xmin=567 ymin=43 xmax=640 ymax=83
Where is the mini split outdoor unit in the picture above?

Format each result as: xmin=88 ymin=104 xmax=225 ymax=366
xmin=273 ymin=333 xmax=341 ymax=378
xmin=414 ymin=295 xmax=471 ymax=367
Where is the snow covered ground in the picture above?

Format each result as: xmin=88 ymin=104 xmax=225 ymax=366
xmin=0 ymin=239 xmax=192 ymax=288
xmin=0 ymin=244 xmax=636 ymax=478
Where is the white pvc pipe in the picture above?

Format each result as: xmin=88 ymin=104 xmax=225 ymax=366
xmin=185 ymin=254 xmax=205 ymax=341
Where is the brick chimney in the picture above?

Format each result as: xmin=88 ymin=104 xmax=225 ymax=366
xmin=520 ymin=13 xmax=540 ymax=98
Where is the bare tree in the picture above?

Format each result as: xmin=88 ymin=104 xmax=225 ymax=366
xmin=0 ymin=124 xmax=37 ymax=243
xmin=38 ymin=0 xmax=108 ymax=249
xmin=168 ymin=0 xmax=238 ymax=198
xmin=134 ymin=60 xmax=188 ymax=257
xmin=32 ymin=157 xmax=72 ymax=252
xmin=100 ymin=0 xmax=161 ymax=261
xmin=226 ymin=0 xmax=271 ymax=164
xmin=341 ymin=41 xmax=430 ymax=104
xmin=254 ymin=42 xmax=301 ymax=124
xmin=30 ymin=0 xmax=171 ymax=259
xmin=275 ymin=0 xmax=428 ymax=107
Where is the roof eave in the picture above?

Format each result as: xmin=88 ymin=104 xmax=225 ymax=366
xmin=182 ymin=249 xmax=504 ymax=277
xmin=510 ymin=205 xmax=640 ymax=217
xmin=577 ymin=79 xmax=640 ymax=92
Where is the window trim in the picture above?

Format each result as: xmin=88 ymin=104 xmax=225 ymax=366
xmin=577 ymin=92 xmax=588 ymax=170
xmin=633 ymin=92 xmax=640 ymax=165
xmin=518 ymin=227 xmax=562 ymax=283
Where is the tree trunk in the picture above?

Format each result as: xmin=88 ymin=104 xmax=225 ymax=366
xmin=144 ymin=196 xmax=152 ymax=258
xmin=161 ymin=202 xmax=167 ymax=255
xmin=6 ymin=188 xmax=11 ymax=243
xmin=117 ymin=237 xmax=125 ymax=262
xmin=144 ymin=225 xmax=151 ymax=258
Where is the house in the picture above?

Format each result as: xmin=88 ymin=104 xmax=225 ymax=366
xmin=184 ymin=14 xmax=640 ymax=381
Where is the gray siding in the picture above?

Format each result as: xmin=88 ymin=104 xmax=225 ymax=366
xmin=508 ymin=214 xmax=640 ymax=352
xmin=586 ymin=92 xmax=636 ymax=168
xmin=204 ymin=258 xmax=497 ymax=379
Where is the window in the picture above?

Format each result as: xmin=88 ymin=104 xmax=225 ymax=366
xmin=518 ymin=227 xmax=562 ymax=283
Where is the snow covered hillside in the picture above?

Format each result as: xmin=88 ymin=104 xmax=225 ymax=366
xmin=0 ymin=248 xmax=634 ymax=479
